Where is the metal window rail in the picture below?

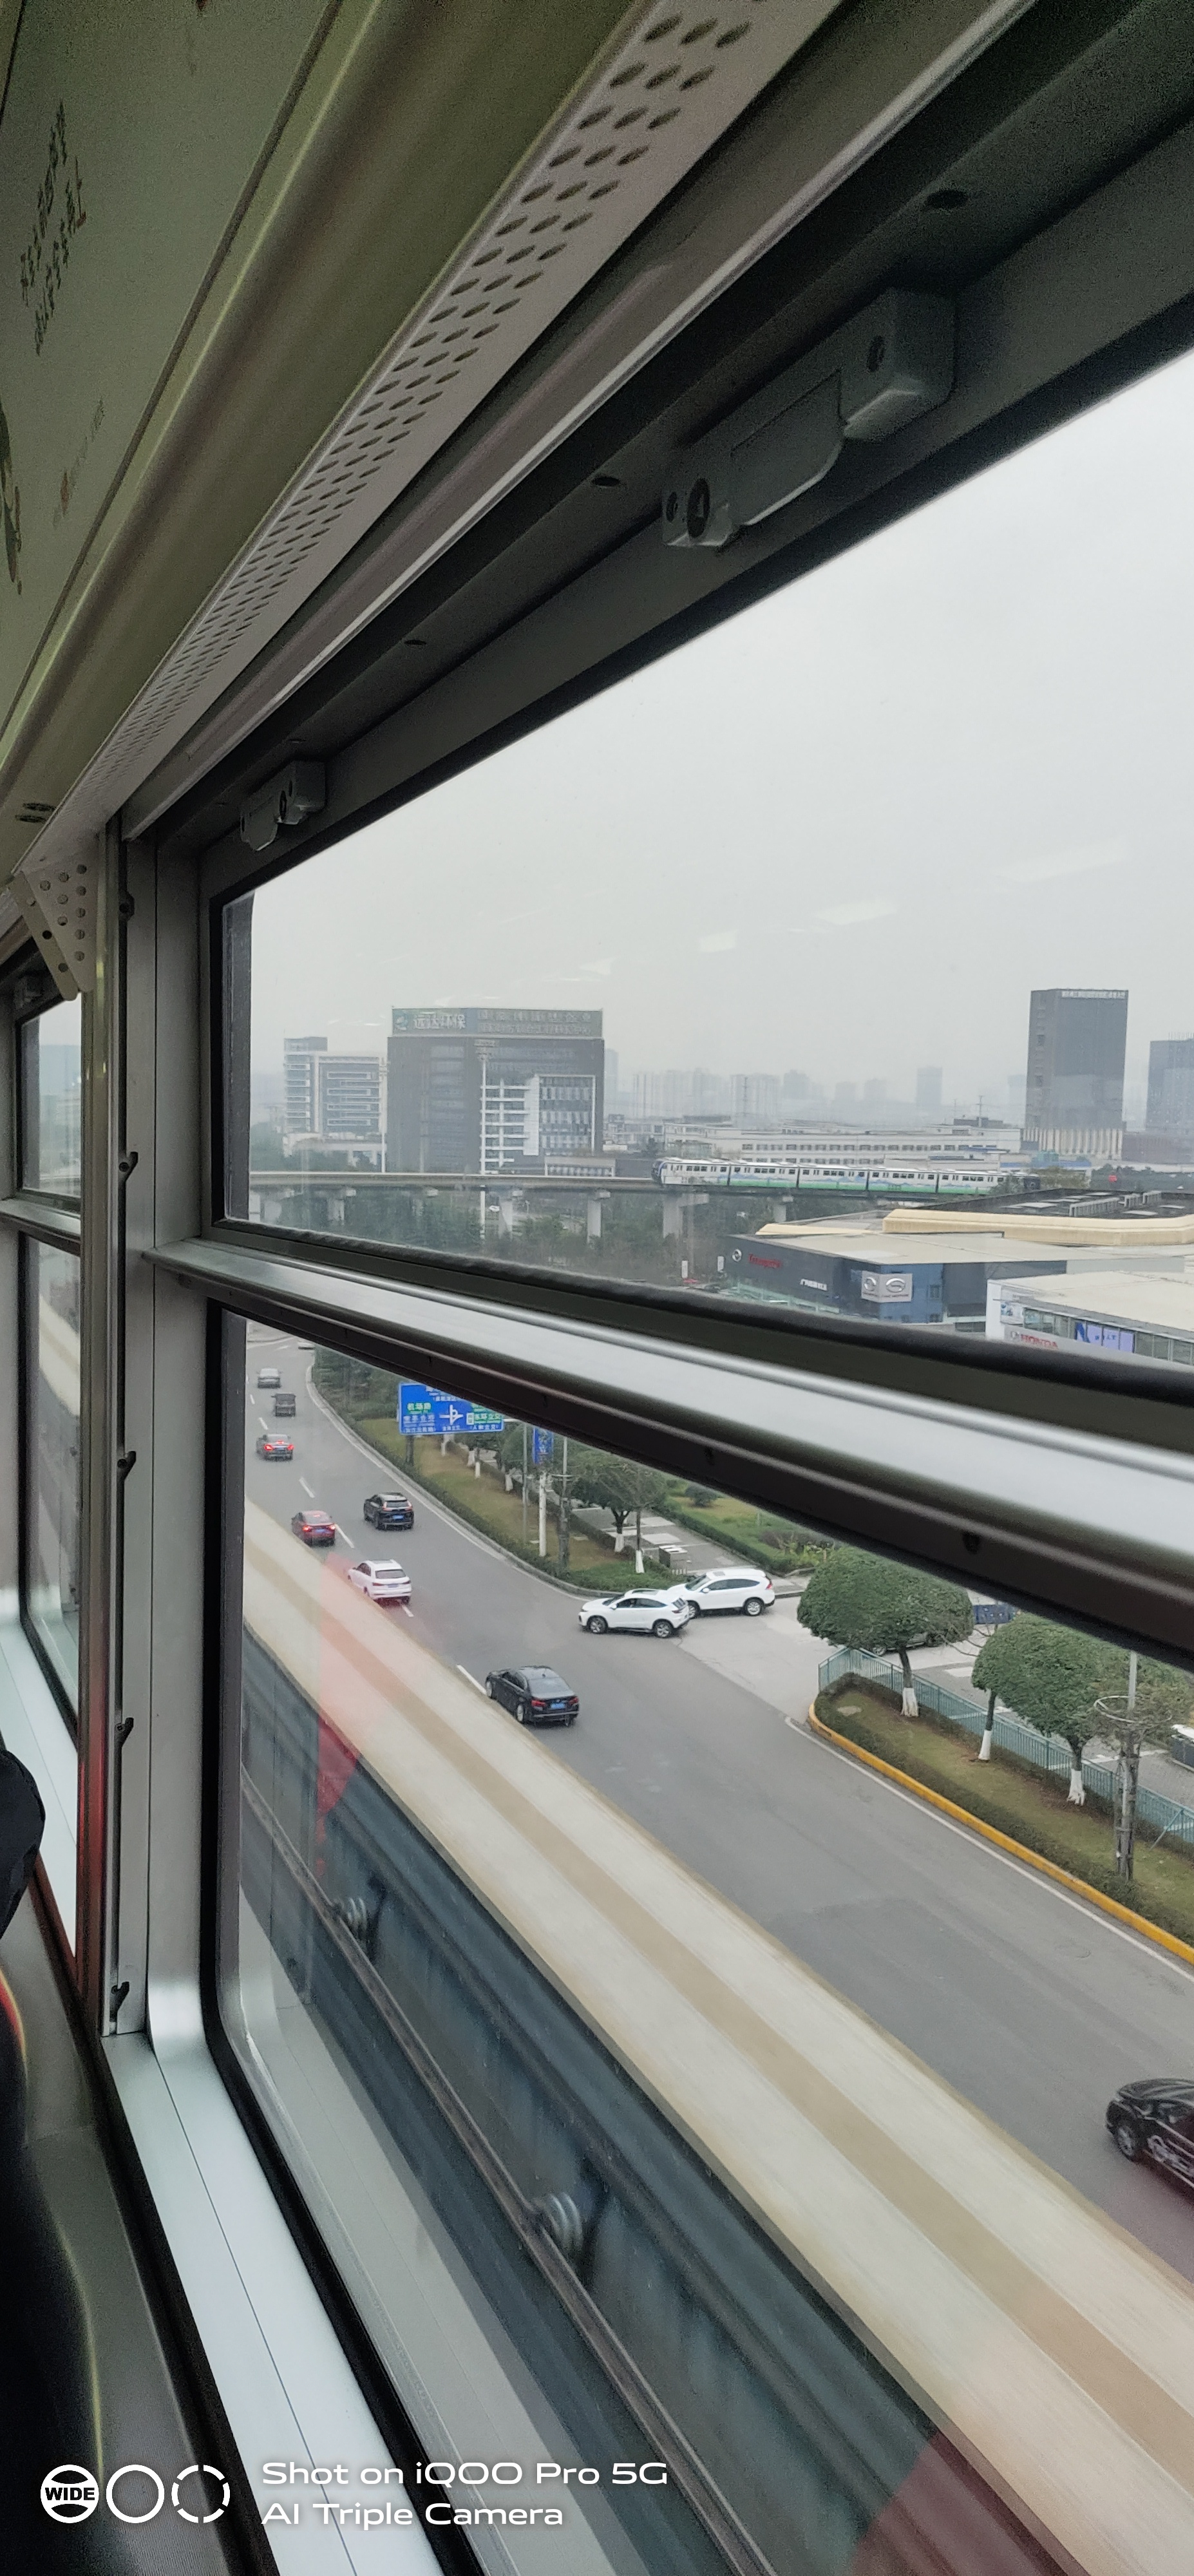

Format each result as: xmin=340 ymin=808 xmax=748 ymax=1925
xmin=150 ymin=1233 xmax=1194 ymax=1663
xmin=819 ymin=1650 xmax=1194 ymax=1848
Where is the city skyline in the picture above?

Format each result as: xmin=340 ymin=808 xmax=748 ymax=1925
xmin=248 ymin=348 xmax=1194 ymax=1119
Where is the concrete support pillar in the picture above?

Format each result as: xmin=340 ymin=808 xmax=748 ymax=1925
xmin=663 ymin=1197 xmax=681 ymax=1238
xmin=586 ymin=1195 xmax=602 ymax=1240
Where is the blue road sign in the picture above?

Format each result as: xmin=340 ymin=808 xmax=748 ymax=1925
xmin=531 ymin=1428 xmax=554 ymax=1465
xmin=398 ymin=1383 xmax=505 ymax=1437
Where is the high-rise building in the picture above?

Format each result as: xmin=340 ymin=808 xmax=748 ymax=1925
xmin=604 ymin=1046 xmax=620 ymax=1116
xmin=1023 ymin=989 xmax=1127 ymax=1158
xmin=1146 ymin=1036 xmax=1194 ymax=1143
xmin=386 ymin=1008 xmax=603 ymax=1173
xmin=283 ymin=1034 xmax=384 ymax=1160
xmin=915 ymin=1065 xmax=943 ymax=1112
xmin=283 ymin=1034 xmax=325 ymax=1137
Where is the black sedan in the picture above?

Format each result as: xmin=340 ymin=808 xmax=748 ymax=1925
xmin=1106 ymin=2078 xmax=1194 ymax=2184
xmin=364 ymin=1492 xmax=415 ymax=1530
xmin=484 ymin=1665 xmax=578 ymax=1727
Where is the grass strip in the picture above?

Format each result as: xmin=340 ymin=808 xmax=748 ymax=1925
xmin=818 ymin=1683 xmax=1194 ymax=1946
xmin=339 ymin=1408 xmax=675 ymax=1593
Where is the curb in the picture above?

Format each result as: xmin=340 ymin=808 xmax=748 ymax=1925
xmin=807 ymin=1701 xmax=1194 ymax=1972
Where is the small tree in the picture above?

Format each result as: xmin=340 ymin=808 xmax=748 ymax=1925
xmin=972 ymin=1615 xmax=1107 ymax=1804
xmin=799 ymin=1548 xmax=973 ymax=1715
xmin=569 ymin=1449 xmax=669 ymax=1566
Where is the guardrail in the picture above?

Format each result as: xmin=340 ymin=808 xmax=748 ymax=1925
xmin=819 ymin=1649 xmax=1194 ymax=1850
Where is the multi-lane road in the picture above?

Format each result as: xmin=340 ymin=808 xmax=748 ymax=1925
xmin=245 ymin=1331 xmax=1194 ymax=2282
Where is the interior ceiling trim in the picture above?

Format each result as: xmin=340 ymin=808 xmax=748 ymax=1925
xmin=15 ymin=0 xmax=1030 ymax=883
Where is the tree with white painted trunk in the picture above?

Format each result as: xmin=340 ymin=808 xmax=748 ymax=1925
xmin=972 ymin=1615 xmax=1106 ymax=1806
xmin=568 ymin=1448 xmax=669 ymax=1567
xmin=798 ymin=1549 xmax=972 ymax=1716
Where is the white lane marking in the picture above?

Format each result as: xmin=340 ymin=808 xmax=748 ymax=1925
xmin=299 ymin=1478 xmax=314 ymax=1498
xmin=336 ymin=1526 xmax=352 ymax=1545
xmin=457 ymin=1666 xmax=487 ymax=1694
xmin=791 ymin=1714 xmax=1194 ymax=1983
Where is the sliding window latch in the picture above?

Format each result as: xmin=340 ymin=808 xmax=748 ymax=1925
xmin=240 ymin=759 xmax=326 ymax=855
xmin=663 ymin=288 xmax=954 ymax=551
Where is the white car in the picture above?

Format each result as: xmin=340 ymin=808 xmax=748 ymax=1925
xmin=681 ymin=1567 xmax=775 ymax=1618
xmin=346 ymin=1558 xmax=411 ymax=1605
xmin=578 ymin=1587 xmax=693 ymax=1638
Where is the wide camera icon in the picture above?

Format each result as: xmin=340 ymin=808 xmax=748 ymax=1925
xmin=41 ymin=2465 xmax=100 ymax=2523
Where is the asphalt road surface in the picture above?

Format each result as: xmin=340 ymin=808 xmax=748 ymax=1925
xmin=245 ymin=1331 xmax=1194 ymax=2284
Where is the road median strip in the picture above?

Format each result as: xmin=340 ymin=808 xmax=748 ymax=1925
xmin=806 ymin=1701 xmax=1194 ymax=1971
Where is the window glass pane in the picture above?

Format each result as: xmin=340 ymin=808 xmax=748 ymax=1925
xmin=21 ymin=997 xmax=82 ymax=1196
xmin=225 ymin=1321 xmax=1184 ymax=2571
xmin=231 ymin=350 xmax=1194 ymax=1359
xmin=23 ymin=1240 xmax=81 ymax=1714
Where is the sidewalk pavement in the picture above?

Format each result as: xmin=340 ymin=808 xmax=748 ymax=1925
xmin=569 ymin=1499 xmax=802 ymax=1586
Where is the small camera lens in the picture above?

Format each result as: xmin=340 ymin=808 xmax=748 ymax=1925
xmin=686 ymin=478 xmax=712 ymax=541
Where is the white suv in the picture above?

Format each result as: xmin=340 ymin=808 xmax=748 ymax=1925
xmin=346 ymin=1558 xmax=412 ymax=1605
xmin=578 ymin=1587 xmax=693 ymax=1638
xmin=682 ymin=1567 xmax=775 ymax=1617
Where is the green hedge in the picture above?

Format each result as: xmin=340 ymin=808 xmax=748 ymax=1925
xmin=665 ymin=1493 xmax=830 ymax=1575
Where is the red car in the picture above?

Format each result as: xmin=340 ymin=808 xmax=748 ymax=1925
xmin=257 ymin=1433 xmax=294 ymax=1461
xmin=292 ymin=1508 xmax=336 ymax=1546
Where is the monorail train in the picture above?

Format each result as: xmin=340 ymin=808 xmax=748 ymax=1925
xmin=652 ymin=1155 xmax=1018 ymax=1195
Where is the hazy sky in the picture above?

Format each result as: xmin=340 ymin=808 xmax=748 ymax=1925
xmin=251 ymin=341 xmax=1194 ymax=1114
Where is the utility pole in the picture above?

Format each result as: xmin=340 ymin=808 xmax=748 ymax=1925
xmin=1114 ymin=1651 xmax=1141 ymax=1881
xmin=522 ymin=1422 xmax=528 ymax=1546
xmin=557 ymin=1435 xmax=570 ymax=1571
xmin=538 ymin=1469 xmax=547 ymax=1558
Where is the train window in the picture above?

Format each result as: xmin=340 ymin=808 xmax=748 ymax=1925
xmin=22 ymin=1239 xmax=81 ymax=1718
xmin=220 ymin=1314 xmax=1190 ymax=2573
xmin=225 ymin=344 xmax=1194 ymax=1361
xmin=20 ymin=995 xmax=82 ymax=1199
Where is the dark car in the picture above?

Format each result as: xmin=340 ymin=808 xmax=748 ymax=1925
xmin=1106 ymin=2078 xmax=1194 ymax=2183
xmin=273 ymin=1390 xmax=297 ymax=1418
xmin=256 ymin=1433 xmax=294 ymax=1461
xmin=364 ymin=1492 xmax=415 ymax=1530
xmin=484 ymin=1665 xmax=578 ymax=1727
xmin=292 ymin=1509 xmax=336 ymax=1547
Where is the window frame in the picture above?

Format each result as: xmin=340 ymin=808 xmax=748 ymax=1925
xmin=15 ymin=985 xmax=84 ymax=1210
xmin=17 ymin=1228 xmax=83 ymax=1734
xmin=8 ymin=14 xmax=1194 ymax=2566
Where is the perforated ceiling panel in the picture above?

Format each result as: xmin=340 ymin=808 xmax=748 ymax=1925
xmin=13 ymin=0 xmax=1030 ymax=893
xmin=16 ymin=6 xmax=834 ymax=846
